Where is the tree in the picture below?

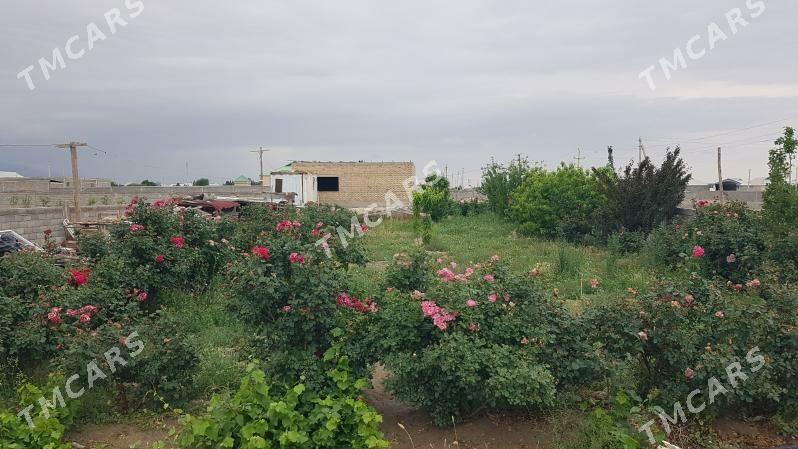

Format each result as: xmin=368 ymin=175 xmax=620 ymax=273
xmin=510 ymin=164 xmax=606 ymax=240
xmin=479 ymin=156 xmax=537 ymax=217
xmin=593 ymin=147 xmax=691 ymax=234
xmin=193 ymin=178 xmax=210 ymax=186
xmin=223 ymin=180 xmax=235 ymax=186
xmin=129 ymin=179 xmax=160 ymax=186
xmin=412 ymin=174 xmax=455 ymax=221
xmin=763 ymin=127 xmax=798 ymax=232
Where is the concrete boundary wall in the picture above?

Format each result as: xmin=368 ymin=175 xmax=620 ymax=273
xmin=0 ymin=206 xmax=125 ymax=246
xmin=0 ymin=185 xmax=268 ymax=210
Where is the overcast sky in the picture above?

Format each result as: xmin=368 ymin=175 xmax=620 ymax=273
xmin=1 ymin=0 xmax=796 ymax=185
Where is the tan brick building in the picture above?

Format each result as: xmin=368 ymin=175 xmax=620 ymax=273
xmin=265 ymin=161 xmax=415 ymax=208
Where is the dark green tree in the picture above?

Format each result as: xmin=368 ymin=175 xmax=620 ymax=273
xmin=593 ymin=147 xmax=691 ymax=233
xmin=193 ymin=178 xmax=210 ymax=186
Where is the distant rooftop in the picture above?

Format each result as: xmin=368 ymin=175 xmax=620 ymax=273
xmin=0 ymin=171 xmax=24 ymax=178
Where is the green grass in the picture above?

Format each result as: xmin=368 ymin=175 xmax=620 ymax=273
xmin=161 ymin=285 xmax=251 ymax=397
xmin=356 ymin=213 xmax=654 ymax=302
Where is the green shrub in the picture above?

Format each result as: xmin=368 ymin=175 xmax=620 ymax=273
xmin=227 ymin=230 xmax=349 ymax=359
xmin=0 ymin=379 xmax=75 ymax=449
xmin=479 ymin=157 xmax=536 ymax=217
xmin=0 ymin=252 xmax=63 ymax=299
xmin=174 ymin=352 xmax=388 ymax=449
xmin=509 ymin=164 xmax=606 ymax=241
xmin=644 ymin=202 xmax=765 ymax=283
xmin=367 ymin=256 xmax=601 ymax=425
xmin=412 ymin=174 xmax=455 ymax=221
xmin=57 ymin=313 xmax=199 ymax=409
xmin=582 ymin=274 xmax=797 ymax=419
xmin=76 ymin=231 xmax=110 ymax=260
xmin=383 ymin=247 xmax=432 ymax=292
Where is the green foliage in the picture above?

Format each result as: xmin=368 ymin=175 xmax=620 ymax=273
xmin=644 ymin=203 xmax=765 ymax=283
xmin=174 ymin=353 xmax=388 ymax=449
xmin=412 ymin=213 xmax=433 ymax=245
xmin=192 ymin=178 xmax=210 ymax=186
xmin=57 ymin=312 xmax=199 ymax=409
xmin=582 ymin=273 xmax=798 ymax=418
xmin=0 ymin=252 xmax=63 ymax=299
xmin=383 ymin=247 xmax=433 ymax=292
xmin=479 ymin=156 xmax=536 ymax=216
xmin=75 ymin=231 xmax=110 ymax=261
xmin=763 ymin=127 xmax=798 ymax=234
xmin=457 ymin=198 xmax=489 ymax=216
xmin=0 ymin=378 xmax=76 ymax=449
xmin=510 ymin=164 xmax=606 ymax=240
xmin=368 ymin=257 xmax=601 ymax=426
xmin=554 ymin=393 xmax=654 ymax=449
xmin=412 ymin=174 xmax=455 ymax=221
xmin=594 ymin=147 xmax=691 ymax=234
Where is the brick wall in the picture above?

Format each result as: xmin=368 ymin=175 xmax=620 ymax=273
xmin=291 ymin=162 xmax=415 ymax=208
xmin=0 ymin=206 xmax=125 ymax=246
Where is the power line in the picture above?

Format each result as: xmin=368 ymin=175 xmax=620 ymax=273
xmin=646 ymin=113 xmax=798 ymax=143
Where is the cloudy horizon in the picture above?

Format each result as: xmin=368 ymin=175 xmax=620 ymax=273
xmin=1 ymin=0 xmax=796 ymax=186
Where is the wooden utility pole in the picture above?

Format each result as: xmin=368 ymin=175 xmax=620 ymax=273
xmin=250 ymin=147 xmax=270 ymax=185
xmin=638 ymin=137 xmax=647 ymax=164
xmin=574 ymin=148 xmax=585 ymax=168
xmin=56 ymin=142 xmax=87 ymax=221
xmin=717 ymin=147 xmax=725 ymax=204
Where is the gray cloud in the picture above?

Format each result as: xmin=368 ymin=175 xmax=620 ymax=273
xmin=0 ymin=0 xmax=795 ymax=185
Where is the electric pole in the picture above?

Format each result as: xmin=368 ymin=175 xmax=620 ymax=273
xmin=250 ymin=147 xmax=270 ymax=185
xmin=638 ymin=137 xmax=647 ymax=164
xmin=717 ymin=147 xmax=725 ymax=204
xmin=56 ymin=142 xmax=87 ymax=222
xmin=574 ymin=148 xmax=585 ymax=168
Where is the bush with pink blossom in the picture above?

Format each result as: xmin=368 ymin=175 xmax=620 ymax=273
xmin=358 ymin=255 xmax=600 ymax=425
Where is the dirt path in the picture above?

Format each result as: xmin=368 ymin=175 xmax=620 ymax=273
xmin=68 ymin=367 xmax=559 ymax=449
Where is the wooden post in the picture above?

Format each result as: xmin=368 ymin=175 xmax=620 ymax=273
xmin=717 ymin=147 xmax=724 ymax=204
xmin=56 ymin=142 xmax=87 ymax=221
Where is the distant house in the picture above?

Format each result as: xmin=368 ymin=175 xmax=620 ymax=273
xmin=267 ymin=161 xmax=415 ymax=207
xmin=233 ymin=175 xmax=251 ymax=186
xmin=711 ymin=179 xmax=743 ymax=192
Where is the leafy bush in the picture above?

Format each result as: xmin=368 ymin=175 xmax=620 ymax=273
xmin=231 ymin=204 xmax=368 ymax=268
xmin=594 ymin=147 xmax=691 ymax=234
xmin=174 ymin=352 xmax=388 ymax=449
xmin=227 ymin=224 xmax=351 ymax=363
xmin=457 ymin=198 xmax=489 ymax=216
xmin=365 ymin=256 xmax=601 ymax=425
xmin=582 ymin=273 xmax=796 ymax=419
xmin=75 ymin=231 xmax=110 ymax=260
xmin=57 ymin=313 xmax=199 ymax=409
xmin=510 ymin=164 xmax=606 ymax=240
xmin=479 ymin=156 xmax=536 ymax=217
xmin=383 ymin=247 xmax=432 ymax=292
xmin=0 ymin=252 xmax=63 ymax=299
xmin=644 ymin=202 xmax=765 ymax=283
xmin=412 ymin=174 xmax=455 ymax=221
xmin=0 ymin=379 xmax=76 ymax=449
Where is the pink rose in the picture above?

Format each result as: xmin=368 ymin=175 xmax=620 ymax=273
xmin=692 ymin=246 xmax=705 ymax=259
xmin=466 ymin=299 xmax=477 ymax=308
xmin=483 ymin=274 xmax=495 ymax=282
xmin=684 ymin=367 xmax=695 ymax=380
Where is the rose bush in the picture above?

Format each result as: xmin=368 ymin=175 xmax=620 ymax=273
xmin=581 ymin=273 xmax=797 ymax=418
xmin=355 ymin=255 xmax=602 ymax=425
